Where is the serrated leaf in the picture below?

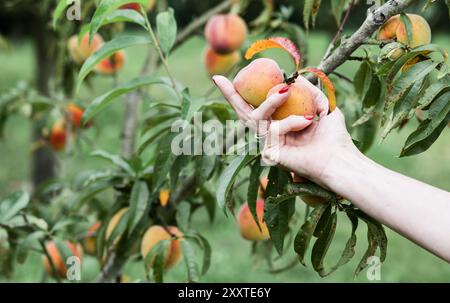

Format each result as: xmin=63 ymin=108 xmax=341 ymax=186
xmin=82 ymin=76 xmax=164 ymax=125
xmin=399 ymin=13 xmax=413 ymax=46
xmin=0 ymin=191 xmax=30 ymax=223
xmin=385 ymin=60 xmax=440 ymax=111
xmin=245 ymin=37 xmax=301 ymax=70
xmin=76 ymin=35 xmax=152 ymax=92
xmin=300 ymin=68 xmax=336 ymax=112
xmin=180 ymin=239 xmax=200 ymax=282
xmin=216 ymin=155 xmax=256 ymax=213
xmin=185 ymin=232 xmax=212 ymax=276
xmin=153 ymin=133 xmax=178 ymax=190
xmin=417 ymin=80 xmax=450 ymax=109
xmin=89 ymin=0 xmax=148 ymax=43
xmin=52 ymin=0 xmax=70 ymax=29
xmin=91 ymin=150 xmax=135 ymax=176
xmin=176 ymin=202 xmax=191 ymax=231
xmin=247 ymin=158 xmax=263 ymax=231
xmin=401 ymin=91 xmax=450 ymax=156
xmin=156 ymin=8 xmax=177 ymax=55
xmin=127 ymin=181 xmax=149 ymax=234
xmin=311 ymin=211 xmax=337 ymax=276
xmin=294 ymin=203 xmax=329 ymax=265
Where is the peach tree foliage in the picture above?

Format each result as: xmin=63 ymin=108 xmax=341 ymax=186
xmin=0 ymin=0 xmax=448 ymax=282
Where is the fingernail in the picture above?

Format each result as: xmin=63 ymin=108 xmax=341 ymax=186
xmin=278 ymin=86 xmax=290 ymax=94
xmin=211 ymin=76 xmax=218 ymax=86
xmin=305 ymin=115 xmax=314 ymax=120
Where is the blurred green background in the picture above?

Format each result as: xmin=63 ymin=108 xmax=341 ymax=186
xmin=1 ymin=30 xmax=449 ymax=282
xmin=0 ymin=0 xmax=449 ymax=283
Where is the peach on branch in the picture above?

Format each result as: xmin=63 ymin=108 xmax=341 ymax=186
xmin=237 ymin=200 xmax=270 ymax=241
xmin=233 ymin=58 xmax=284 ymax=107
xmin=205 ymin=14 xmax=247 ymax=54
xmin=204 ymin=46 xmax=241 ymax=76
xmin=378 ymin=14 xmax=431 ymax=48
xmin=140 ymin=225 xmax=183 ymax=270
xmin=67 ymin=33 xmax=103 ymax=64
xmin=66 ymin=103 xmax=89 ymax=129
xmin=49 ymin=120 xmax=67 ymax=151
xmin=43 ymin=240 xmax=83 ymax=278
xmin=105 ymin=207 xmax=128 ymax=242
xmin=94 ymin=50 xmax=126 ymax=75
xmin=266 ymin=78 xmax=316 ymax=120
xmin=83 ymin=221 xmax=100 ymax=255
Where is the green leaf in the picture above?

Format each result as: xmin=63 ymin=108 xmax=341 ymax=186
xmin=382 ymin=80 xmax=422 ymax=139
xmin=294 ymin=203 xmax=329 ymax=265
xmin=127 ymin=181 xmax=149 ymax=234
xmin=216 ymin=155 xmax=256 ymax=213
xmin=185 ymin=232 xmax=212 ymax=276
xmin=247 ymin=159 xmax=263 ymax=231
xmin=89 ymin=0 xmax=148 ymax=42
xmin=91 ymin=150 xmax=135 ymax=176
xmin=354 ymin=227 xmax=378 ymax=277
xmin=363 ymin=75 xmax=382 ymax=108
xmin=195 ymin=155 xmax=216 ymax=185
xmin=331 ymin=0 xmax=349 ymax=26
xmin=313 ymin=204 xmax=331 ymax=238
xmin=311 ymin=211 xmax=337 ymax=277
xmin=180 ymin=239 xmax=200 ymax=282
xmin=303 ymin=0 xmax=321 ymax=30
xmin=153 ymin=133 xmax=178 ymax=190
xmin=417 ymin=80 xmax=450 ymax=110
xmin=401 ymin=91 xmax=450 ymax=156
xmin=156 ymin=8 xmax=177 ymax=55
xmin=54 ymin=239 xmax=76 ymax=268
xmin=52 ymin=0 xmax=70 ymax=29
xmin=0 ymin=191 xmax=30 ymax=223
xmin=354 ymin=61 xmax=373 ymax=99
xmin=76 ymin=35 xmax=152 ymax=92
xmin=151 ymin=240 xmax=170 ymax=283
xmin=385 ymin=60 xmax=440 ymax=111
xmin=169 ymin=155 xmax=190 ymax=189
xmin=81 ymin=9 xmax=147 ymax=35
xmin=399 ymin=13 xmax=413 ymax=46
xmin=16 ymin=231 xmax=45 ymax=264
xmin=176 ymin=202 xmax=191 ymax=231
xmin=138 ymin=126 xmax=171 ymax=155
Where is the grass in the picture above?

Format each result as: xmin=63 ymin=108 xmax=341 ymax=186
xmin=0 ymin=32 xmax=449 ymax=282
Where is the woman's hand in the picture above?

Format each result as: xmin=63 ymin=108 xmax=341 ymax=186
xmin=212 ymin=75 xmax=358 ymax=188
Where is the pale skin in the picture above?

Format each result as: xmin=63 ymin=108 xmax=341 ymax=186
xmin=213 ymin=74 xmax=450 ymax=263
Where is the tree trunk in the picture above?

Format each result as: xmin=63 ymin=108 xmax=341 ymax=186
xmin=31 ymin=15 xmax=56 ymax=191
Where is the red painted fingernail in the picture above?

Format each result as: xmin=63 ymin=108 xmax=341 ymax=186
xmin=305 ymin=115 xmax=314 ymax=120
xmin=278 ymin=86 xmax=290 ymax=94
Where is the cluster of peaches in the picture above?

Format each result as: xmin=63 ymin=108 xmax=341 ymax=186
xmin=203 ymin=14 xmax=248 ymax=76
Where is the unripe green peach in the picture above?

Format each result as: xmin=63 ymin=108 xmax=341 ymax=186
xmin=233 ymin=58 xmax=284 ymax=107
xmin=205 ymin=14 xmax=248 ymax=54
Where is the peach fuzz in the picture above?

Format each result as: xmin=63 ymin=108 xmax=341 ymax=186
xmin=204 ymin=46 xmax=241 ymax=76
xmin=205 ymin=14 xmax=247 ymax=54
xmin=140 ymin=225 xmax=183 ymax=270
xmin=237 ymin=200 xmax=270 ymax=241
xmin=233 ymin=58 xmax=284 ymax=107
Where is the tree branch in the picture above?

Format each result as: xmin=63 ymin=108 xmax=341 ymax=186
xmin=307 ymin=0 xmax=416 ymax=84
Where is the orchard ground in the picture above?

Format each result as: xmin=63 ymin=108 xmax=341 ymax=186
xmin=0 ymin=32 xmax=449 ymax=282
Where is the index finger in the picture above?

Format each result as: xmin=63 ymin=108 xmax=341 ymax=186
xmin=212 ymin=75 xmax=253 ymax=121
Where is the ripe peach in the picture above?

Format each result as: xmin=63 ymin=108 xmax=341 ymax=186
xmin=66 ymin=103 xmax=88 ymax=129
xmin=233 ymin=58 xmax=284 ymax=107
xmin=205 ymin=14 xmax=247 ymax=54
xmin=266 ymin=78 xmax=316 ymax=120
xmin=83 ymin=221 xmax=100 ymax=255
xmin=120 ymin=0 xmax=155 ymax=12
xmin=237 ymin=200 xmax=270 ymax=241
xmin=68 ymin=33 xmax=104 ymax=64
xmin=49 ymin=120 xmax=67 ymax=151
xmin=378 ymin=14 xmax=431 ymax=48
xmin=140 ymin=225 xmax=183 ymax=270
xmin=204 ymin=46 xmax=240 ymax=76
xmin=94 ymin=50 xmax=126 ymax=75
xmin=43 ymin=240 xmax=83 ymax=278
xmin=258 ymin=177 xmax=269 ymax=198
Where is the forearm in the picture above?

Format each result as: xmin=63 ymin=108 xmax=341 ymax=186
xmin=323 ymin=148 xmax=450 ymax=263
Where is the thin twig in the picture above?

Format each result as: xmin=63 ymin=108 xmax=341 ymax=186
xmin=331 ymin=71 xmax=353 ymax=83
